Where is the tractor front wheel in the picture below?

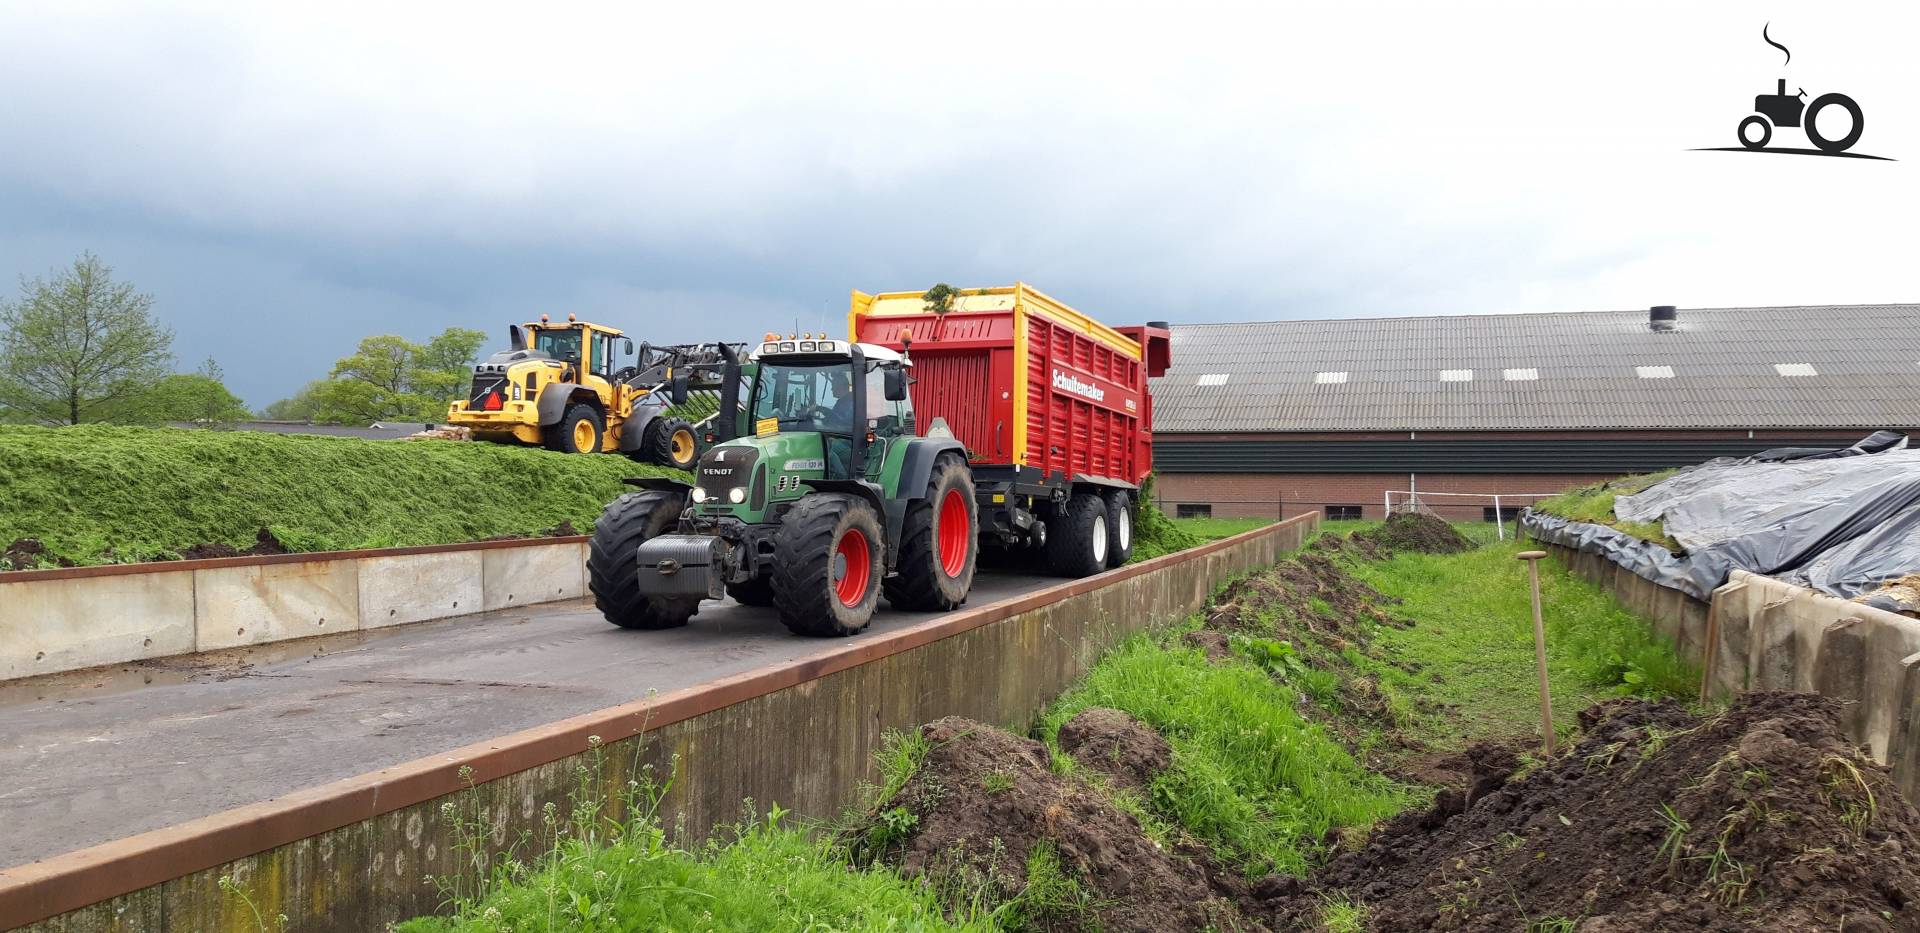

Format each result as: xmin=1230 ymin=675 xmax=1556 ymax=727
xmin=771 ymin=494 xmax=884 ymax=636
xmin=1046 ymin=492 xmax=1109 ymax=578
xmin=546 ymin=403 xmax=605 ymax=454
xmin=587 ymin=491 xmax=700 ymax=629
xmin=884 ymin=453 xmax=978 ymax=611
xmin=1738 ymin=115 xmax=1771 ymax=150
xmin=646 ymin=417 xmax=699 ymax=470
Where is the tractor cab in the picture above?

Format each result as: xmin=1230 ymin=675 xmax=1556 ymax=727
xmin=738 ymin=334 xmax=914 ymax=481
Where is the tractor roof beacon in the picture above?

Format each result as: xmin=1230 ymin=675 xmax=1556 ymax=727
xmin=585 ymin=284 xmax=1170 ymax=638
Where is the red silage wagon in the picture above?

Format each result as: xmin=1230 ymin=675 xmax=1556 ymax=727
xmin=850 ymin=283 xmax=1171 ymax=575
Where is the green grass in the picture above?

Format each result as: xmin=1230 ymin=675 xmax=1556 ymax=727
xmin=0 ymin=424 xmax=686 ymax=566
xmin=398 ymin=807 xmax=986 ymax=933
xmin=1167 ymin=516 xmax=1274 ymax=539
xmin=1343 ymin=535 xmax=1694 ymax=743
xmin=1533 ymin=469 xmax=1680 ymax=550
xmin=1037 ymin=638 xmax=1406 ymax=877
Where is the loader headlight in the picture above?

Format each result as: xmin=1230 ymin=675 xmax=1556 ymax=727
xmin=690 ymin=486 xmax=708 ymax=503
xmin=727 ymin=487 xmax=746 ymax=504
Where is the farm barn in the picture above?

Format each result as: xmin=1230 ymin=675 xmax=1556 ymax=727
xmin=1148 ymin=304 xmax=1920 ymax=522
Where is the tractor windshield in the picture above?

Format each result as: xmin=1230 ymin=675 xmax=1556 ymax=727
xmin=751 ymin=362 xmax=858 ymax=435
xmin=534 ymin=327 xmax=584 ymax=363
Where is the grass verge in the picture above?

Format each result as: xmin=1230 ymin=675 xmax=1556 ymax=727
xmin=1533 ymin=468 xmax=1681 ymax=550
xmin=0 ymin=424 xmax=686 ymax=566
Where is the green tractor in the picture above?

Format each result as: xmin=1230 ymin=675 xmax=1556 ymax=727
xmin=586 ymin=335 xmax=978 ymax=636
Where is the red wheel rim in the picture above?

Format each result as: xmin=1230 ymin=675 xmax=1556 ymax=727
xmin=936 ymin=488 xmax=970 ymax=577
xmin=834 ymin=527 xmax=872 ymax=607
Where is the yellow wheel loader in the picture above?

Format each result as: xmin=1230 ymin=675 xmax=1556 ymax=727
xmin=446 ymin=314 xmax=740 ymax=470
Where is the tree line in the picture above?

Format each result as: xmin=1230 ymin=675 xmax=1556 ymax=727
xmin=0 ymin=253 xmax=485 ymax=427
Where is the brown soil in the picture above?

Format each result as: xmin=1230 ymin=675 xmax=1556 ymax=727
xmin=860 ymin=717 xmax=1258 ymax=933
xmin=1356 ymin=512 xmax=1475 ymax=554
xmin=1182 ymin=629 xmax=1234 ymax=662
xmin=1057 ymin=707 xmax=1172 ymax=794
xmin=1 ymin=537 xmax=74 ymax=571
xmin=175 ymin=527 xmax=289 ymax=560
xmin=1264 ymin=692 xmax=1920 ymax=931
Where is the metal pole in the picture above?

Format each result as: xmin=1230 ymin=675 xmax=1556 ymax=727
xmin=1494 ymin=495 xmax=1504 ymax=541
xmin=1518 ymin=549 xmax=1555 ymax=754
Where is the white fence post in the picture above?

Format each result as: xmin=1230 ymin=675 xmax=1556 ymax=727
xmin=1494 ymin=495 xmax=1504 ymax=540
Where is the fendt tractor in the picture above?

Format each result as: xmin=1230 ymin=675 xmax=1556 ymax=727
xmin=585 ymin=283 xmax=1171 ymax=638
xmin=446 ymin=314 xmax=740 ymax=470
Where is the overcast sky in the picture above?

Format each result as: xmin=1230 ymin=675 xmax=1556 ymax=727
xmin=1 ymin=1 xmax=1913 ymax=407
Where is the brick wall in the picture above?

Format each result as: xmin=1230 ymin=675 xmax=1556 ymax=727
xmin=1153 ymin=472 xmax=1615 ymax=520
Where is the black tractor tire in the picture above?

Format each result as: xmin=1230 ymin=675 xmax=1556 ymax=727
xmin=647 ymin=417 xmax=699 ymax=470
xmin=1102 ymin=489 xmax=1135 ymax=568
xmin=1046 ymin=492 xmax=1109 ymax=578
xmin=884 ymin=453 xmax=978 ymax=611
xmin=1738 ymin=114 xmax=1771 ymax=150
xmin=587 ymin=491 xmax=700 ymax=630
xmin=771 ymin=493 xmax=884 ymax=637
xmin=545 ymin=403 xmax=605 ymax=454
xmin=725 ymin=576 xmax=776 ymax=607
xmin=1805 ymin=93 xmax=1864 ymax=153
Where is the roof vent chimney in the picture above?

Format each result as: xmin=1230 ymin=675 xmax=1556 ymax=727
xmin=1649 ymin=305 xmax=1678 ymax=332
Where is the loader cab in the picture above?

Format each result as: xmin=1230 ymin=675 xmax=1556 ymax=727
xmin=525 ymin=318 xmax=632 ymax=383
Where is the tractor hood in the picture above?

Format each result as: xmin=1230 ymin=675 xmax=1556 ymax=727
xmin=691 ymin=434 xmax=828 ymax=520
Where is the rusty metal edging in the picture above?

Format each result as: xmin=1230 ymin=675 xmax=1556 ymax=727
xmin=0 ymin=536 xmax=592 ymax=584
xmin=0 ymin=514 xmax=1314 ymax=928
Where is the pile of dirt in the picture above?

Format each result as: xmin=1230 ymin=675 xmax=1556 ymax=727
xmin=1057 ymin=707 xmax=1172 ymax=793
xmin=404 ymin=425 xmax=473 ymax=441
xmin=174 ymin=527 xmax=290 ymax=560
xmin=859 ymin=716 xmax=1253 ymax=932
xmin=1 ymin=537 xmax=74 ymax=571
xmin=1266 ymin=692 xmax=1920 ymax=931
xmin=1356 ymin=512 xmax=1476 ymax=554
xmin=1203 ymin=552 xmax=1402 ymax=637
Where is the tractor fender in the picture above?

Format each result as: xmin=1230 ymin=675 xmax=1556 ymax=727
xmin=622 ymin=477 xmax=693 ymax=496
xmin=898 ymin=438 xmax=968 ymax=502
xmin=536 ymin=383 xmax=597 ymax=426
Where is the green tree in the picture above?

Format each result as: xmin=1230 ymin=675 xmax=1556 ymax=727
xmin=311 ymin=327 xmax=486 ymax=424
xmin=0 ymin=253 xmax=175 ymax=424
xmin=259 ymin=380 xmax=330 ymax=422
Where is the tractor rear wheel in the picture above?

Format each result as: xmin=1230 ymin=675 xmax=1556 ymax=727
xmin=646 ymin=417 xmax=699 ymax=470
xmin=546 ymin=403 xmax=605 ymax=454
xmin=884 ymin=453 xmax=977 ymax=611
xmin=1046 ymin=492 xmax=1109 ymax=578
xmin=587 ymin=491 xmax=700 ymax=629
xmin=1102 ymin=489 xmax=1134 ymax=568
xmin=771 ymin=494 xmax=883 ymax=636
xmin=725 ymin=576 xmax=776 ymax=607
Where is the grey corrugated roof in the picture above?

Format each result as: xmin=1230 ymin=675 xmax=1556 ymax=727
xmin=1150 ymin=304 xmax=1920 ymax=432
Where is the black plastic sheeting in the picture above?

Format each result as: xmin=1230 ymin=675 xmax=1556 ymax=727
xmin=1522 ymin=432 xmax=1920 ymax=611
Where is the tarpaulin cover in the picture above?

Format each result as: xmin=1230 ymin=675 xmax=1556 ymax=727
xmin=1521 ymin=433 xmax=1920 ymax=610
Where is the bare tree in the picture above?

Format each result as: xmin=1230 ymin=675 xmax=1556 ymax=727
xmin=0 ymin=253 xmax=174 ymax=424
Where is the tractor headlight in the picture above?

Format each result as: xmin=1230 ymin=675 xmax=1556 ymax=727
xmin=691 ymin=486 xmax=708 ymax=503
xmin=727 ymin=487 xmax=746 ymax=504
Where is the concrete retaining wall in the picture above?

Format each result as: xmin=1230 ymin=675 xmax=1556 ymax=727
xmin=2 ymin=514 xmax=1318 ymax=932
xmin=0 ymin=539 xmax=590 ymax=682
xmin=1542 ymin=540 xmax=1920 ymax=797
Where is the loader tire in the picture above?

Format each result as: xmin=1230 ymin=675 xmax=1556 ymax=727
xmin=884 ymin=453 xmax=977 ymax=611
xmin=1046 ymin=492 xmax=1109 ymax=578
xmin=647 ymin=417 xmax=699 ymax=470
xmin=725 ymin=576 xmax=776 ymax=607
xmin=771 ymin=494 xmax=883 ymax=637
xmin=587 ymin=491 xmax=699 ymax=630
xmin=546 ymin=403 xmax=605 ymax=454
xmin=1102 ymin=489 xmax=1134 ymax=568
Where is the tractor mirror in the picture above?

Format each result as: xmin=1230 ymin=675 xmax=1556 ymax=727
xmin=622 ymin=338 xmax=634 ymax=356
xmin=670 ymin=373 xmax=690 ymax=405
xmin=883 ymin=367 xmax=908 ymax=402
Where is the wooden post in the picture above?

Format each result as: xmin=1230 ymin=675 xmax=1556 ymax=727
xmin=1517 ymin=550 xmax=1555 ymax=753
xmin=1698 ymin=600 xmax=1721 ymax=701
